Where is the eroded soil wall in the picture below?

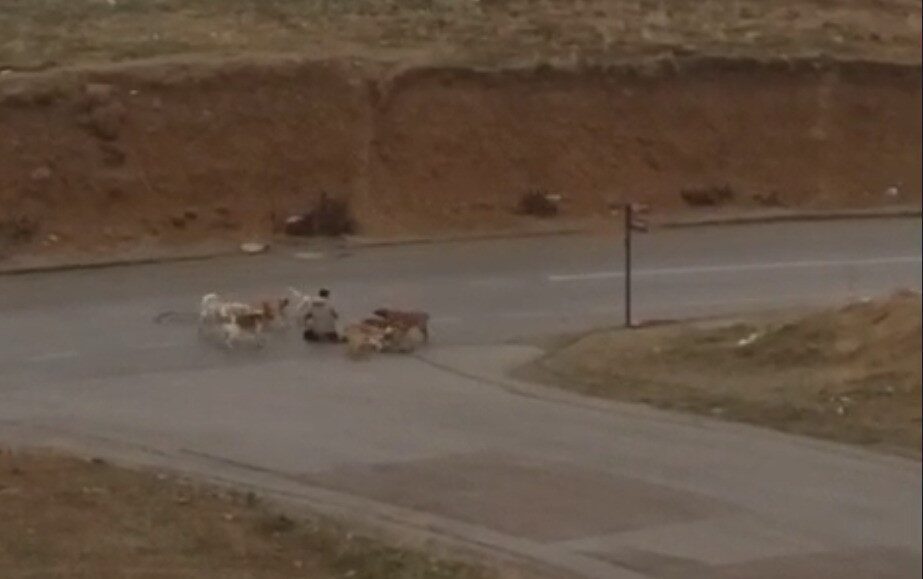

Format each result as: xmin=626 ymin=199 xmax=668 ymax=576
xmin=1 ymin=58 xmax=919 ymax=252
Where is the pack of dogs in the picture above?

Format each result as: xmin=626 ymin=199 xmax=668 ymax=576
xmin=198 ymin=288 xmax=429 ymax=358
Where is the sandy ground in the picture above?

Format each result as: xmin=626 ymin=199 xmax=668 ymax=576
xmin=521 ymin=291 xmax=923 ymax=458
xmin=1 ymin=0 xmax=920 ymax=70
xmin=0 ymin=448 xmax=514 ymax=579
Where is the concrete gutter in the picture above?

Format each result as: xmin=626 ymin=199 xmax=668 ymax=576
xmin=1 ymin=206 xmax=919 ymax=275
xmin=0 ymin=244 xmax=238 ymax=276
xmin=341 ymin=224 xmax=587 ymax=249
xmin=657 ymin=206 xmax=921 ymax=228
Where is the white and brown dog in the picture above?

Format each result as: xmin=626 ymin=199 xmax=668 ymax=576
xmin=219 ymin=311 xmax=268 ymax=349
xmin=198 ymin=293 xmax=290 ymax=348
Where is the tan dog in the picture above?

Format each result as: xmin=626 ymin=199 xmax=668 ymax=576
xmin=381 ymin=324 xmax=426 ymax=353
xmin=372 ymin=308 xmax=430 ymax=343
xmin=256 ymin=297 xmax=291 ymax=330
xmin=343 ymin=322 xmax=387 ymax=359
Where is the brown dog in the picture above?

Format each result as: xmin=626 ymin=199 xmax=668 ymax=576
xmin=257 ymin=297 xmax=290 ymax=329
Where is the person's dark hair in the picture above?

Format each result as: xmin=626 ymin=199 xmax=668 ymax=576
xmin=318 ymin=288 xmax=330 ymax=299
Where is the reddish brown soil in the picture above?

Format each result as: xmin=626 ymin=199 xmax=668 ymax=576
xmin=1 ymin=57 xmax=920 ymax=258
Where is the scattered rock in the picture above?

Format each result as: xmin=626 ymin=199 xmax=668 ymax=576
xmin=169 ymin=215 xmax=187 ymax=229
xmin=885 ymin=185 xmax=900 ymax=198
xmin=284 ymin=192 xmax=356 ymax=238
xmin=240 ymin=242 xmax=269 ymax=254
xmin=29 ymin=166 xmax=53 ymax=182
xmin=284 ymin=214 xmax=313 ymax=237
xmin=680 ymin=185 xmax=736 ymax=207
xmin=182 ymin=208 xmax=198 ymax=221
xmin=516 ymin=189 xmax=560 ymax=217
xmin=89 ymin=457 xmax=107 ymax=466
xmin=736 ymin=331 xmax=761 ymax=347
xmin=87 ymin=101 xmax=127 ymax=140
xmin=312 ymin=192 xmax=356 ymax=236
xmin=0 ymin=215 xmax=40 ymax=243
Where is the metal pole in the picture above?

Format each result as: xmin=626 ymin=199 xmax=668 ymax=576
xmin=624 ymin=203 xmax=632 ymax=328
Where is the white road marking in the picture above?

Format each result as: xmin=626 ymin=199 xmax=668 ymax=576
xmin=547 ymin=255 xmax=922 ymax=282
xmin=27 ymin=350 xmax=79 ymax=363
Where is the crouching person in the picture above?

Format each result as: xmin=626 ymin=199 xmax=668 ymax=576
xmin=303 ymin=289 xmax=341 ymax=343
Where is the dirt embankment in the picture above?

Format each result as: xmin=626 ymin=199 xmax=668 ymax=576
xmin=524 ymin=290 xmax=923 ymax=457
xmin=1 ymin=57 xmax=920 ymax=256
xmin=0 ymin=449 xmax=498 ymax=579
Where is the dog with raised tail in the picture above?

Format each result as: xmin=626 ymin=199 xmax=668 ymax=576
xmin=200 ymin=293 xmax=290 ymax=329
xmin=287 ymin=287 xmax=315 ymax=316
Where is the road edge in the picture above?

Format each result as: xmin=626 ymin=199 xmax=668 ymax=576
xmin=1 ymin=206 xmax=919 ymax=275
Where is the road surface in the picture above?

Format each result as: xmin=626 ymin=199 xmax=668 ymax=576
xmin=1 ymin=218 xmax=920 ymax=578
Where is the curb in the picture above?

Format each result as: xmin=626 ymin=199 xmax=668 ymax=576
xmin=658 ymin=207 xmax=921 ymax=228
xmin=1 ymin=207 xmax=919 ymax=275
xmin=342 ymin=225 xmax=587 ymax=249
xmin=0 ymin=248 xmax=236 ymax=276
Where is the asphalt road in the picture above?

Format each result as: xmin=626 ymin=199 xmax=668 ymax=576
xmin=1 ymin=218 xmax=921 ymax=578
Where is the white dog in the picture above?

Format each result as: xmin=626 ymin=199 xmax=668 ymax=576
xmin=199 ymin=293 xmax=254 ymax=326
